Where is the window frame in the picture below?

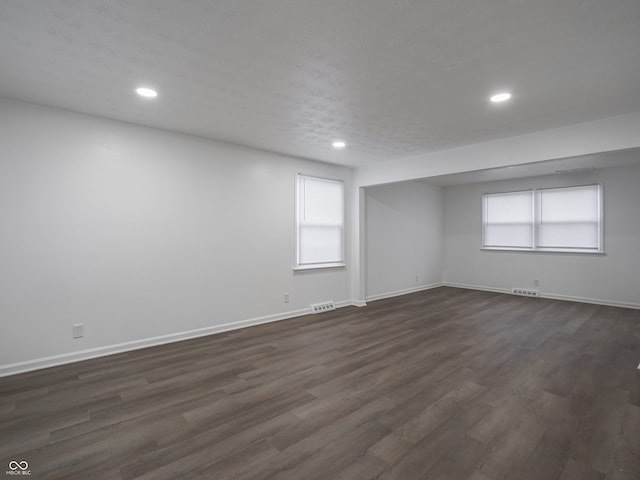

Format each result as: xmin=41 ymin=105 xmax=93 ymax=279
xmin=481 ymin=183 xmax=604 ymax=254
xmin=294 ymin=173 xmax=346 ymax=271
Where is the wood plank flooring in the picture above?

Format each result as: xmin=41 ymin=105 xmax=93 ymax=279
xmin=1 ymin=287 xmax=639 ymax=479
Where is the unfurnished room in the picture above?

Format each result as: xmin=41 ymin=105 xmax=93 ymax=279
xmin=1 ymin=1 xmax=639 ymax=479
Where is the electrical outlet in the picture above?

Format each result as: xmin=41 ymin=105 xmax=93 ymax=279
xmin=284 ymin=292 xmax=290 ymax=303
xmin=72 ymin=323 xmax=84 ymax=339
xmin=534 ymin=278 xmax=540 ymax=286
xmin=415 ymin=275 xmax=420 ymax=283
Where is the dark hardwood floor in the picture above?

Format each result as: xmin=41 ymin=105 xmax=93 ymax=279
xmin=1 ymin=287 xmax=639 ymax=479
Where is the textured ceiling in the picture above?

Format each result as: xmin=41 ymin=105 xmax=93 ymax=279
xmin=1 ymin=0 xmax=639 ymax=167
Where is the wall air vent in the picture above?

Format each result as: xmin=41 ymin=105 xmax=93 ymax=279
xmin=311 ymin=301 xmax=336 ymax=314
xmin=511 ymin=288 xmax=540 ymax=297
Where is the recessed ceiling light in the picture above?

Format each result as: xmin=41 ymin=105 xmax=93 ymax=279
xmin=490 ymin=92 xmax=512 ymax=103
xmin=136 ymin=87 xmax=158 ymax=98
xmin=332 ymin=141 xmax=346 ymax=149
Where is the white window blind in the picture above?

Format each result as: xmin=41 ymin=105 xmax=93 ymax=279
xmin=296 ymin=174 xmax=344 ymax=268
xmin=482 ymin=184 xmax=602 ymax=252
xmin=536 ymin=185 xmax=601 ymax=251
xmin=483 ymin=190 xmax=534 ymax=248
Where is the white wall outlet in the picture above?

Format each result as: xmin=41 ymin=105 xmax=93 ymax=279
xmin=72 ymin=323 xmax=84 ymax=339
xmin=415 ymin=275 xmax=420 ymax=283
xmin=534 ymin=278 xmax=540 ymax=286
xmin=284 ymin=292 xmax=290 ymax=303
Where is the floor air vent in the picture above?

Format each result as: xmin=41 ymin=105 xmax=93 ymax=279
xmin=511 ymin=288 xmax=540 ymax=297
xmin=311 ymin=301 xmax=336 ymax=314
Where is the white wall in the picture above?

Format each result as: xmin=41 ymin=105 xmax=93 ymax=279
xmin=0 ymin=98 xmax=352 ymax=374
xmin=365 ymin=181 xmax=443 ymax=300
xmin=442 ymin=163 xmax=640 ymax=308
xmin=3 ymin=97 xmax=638 ymax=376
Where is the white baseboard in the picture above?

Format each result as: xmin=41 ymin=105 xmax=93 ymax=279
xmin=539 ymin=292 xmax=640 ymax=310
xmin=0 ymin=301 xmax=361 ymax=378
xmin=350 ymin=300 xmax=368 ymax=307
xmin=335 ymin=300 xmax=354 ymax=309
xmin=365 ymin=282 xmax=444 ymax=302
xmin=7 ymin=283 xmax=635 ymax=378
xmin=443 ymin=282 xmax=640 ymax=310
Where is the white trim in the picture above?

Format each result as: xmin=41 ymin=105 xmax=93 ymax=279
xmin=443 ymin=282 xmax=640 ymax=310
xmin=538 ymin=292 xmax=640 ymax=310
xmin=365 ymin=282 xmax=444 ymax=302
xmin=0 ymin=301 xmax=358 ymax=378
xmin=480 ymin=248 xmax=606 ymax=255
xmin=293 ymin=263 xmax=346 ymax=272
xmin=334 ymin=300 xmax=354 ymax=309
xmin=351 ymin=299 xmax=368 ymax=307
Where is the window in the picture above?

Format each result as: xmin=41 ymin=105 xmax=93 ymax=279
xmin=295 ymin=174 xmax=345 ymax=269
xmin=482 ymin=184 xmax=602 ymax=253
xmin=483 ymin=190 xmax=534 ymax=249
xmin=537 ymin=185 xmax=601 ymax=250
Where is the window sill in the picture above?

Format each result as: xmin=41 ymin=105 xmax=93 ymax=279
xmin=293 ymin=263 xmax=347 ymax=272
xmin=481 ymin=248 xmax=605 ymax=255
